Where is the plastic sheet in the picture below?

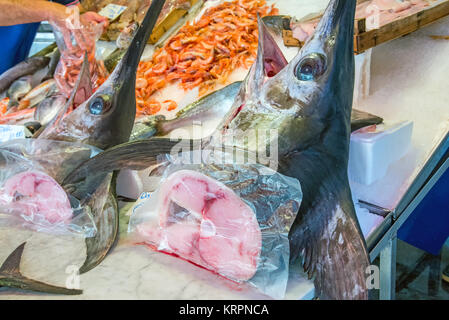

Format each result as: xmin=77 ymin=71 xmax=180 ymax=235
xmin=51 ymin=17 xmax=108 ymax=100
xmin=128 ymin=152 xmax=302 ymax=299
xmin=0 ymin=139 xmax=101 ymax=237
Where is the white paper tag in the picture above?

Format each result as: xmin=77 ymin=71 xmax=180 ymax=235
xmin=98 ymin=4 xmax=127 ymax=21
xmin=0 ymin=125 xmax=31 ymax=142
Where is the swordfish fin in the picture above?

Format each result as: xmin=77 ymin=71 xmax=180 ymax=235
xmin=63 ymin=138 xmax=188 ymax=200
xmin=0 ymin=242 xmax=82 ymax=295
xmin=350 ymin=109 xmax=383 ymax=132
xmin=284 ymin=151 xmax=370 ymax=300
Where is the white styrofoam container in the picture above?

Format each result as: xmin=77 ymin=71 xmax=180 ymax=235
xmin=349 ymin=121 xmax=414 ymax=186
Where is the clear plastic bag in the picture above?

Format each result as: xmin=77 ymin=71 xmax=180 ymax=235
xmin=51 ymin=16 xmax=108 ymax=99
xmin=0 ymin=139 xmax=101 ymax=237
xmin=128 ymin=152 xmax=302 ymax=299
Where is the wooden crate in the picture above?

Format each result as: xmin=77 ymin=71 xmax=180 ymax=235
xmin=354 ymin=0 xmax=449 ymax=53
xmin=282 ymin=0 xmax=449 ymax=54
xmin=148 ymin=0 xmax=199 ymax=44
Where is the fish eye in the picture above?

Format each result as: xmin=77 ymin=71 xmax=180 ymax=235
xmin=295 ymin=53 xmax=327 ymax=81
xmin=89 ymin=95 xmax=111 ymax=115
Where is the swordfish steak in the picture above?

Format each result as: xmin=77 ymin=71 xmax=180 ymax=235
xmin=136 ymin=170 xmax=262 ymax=281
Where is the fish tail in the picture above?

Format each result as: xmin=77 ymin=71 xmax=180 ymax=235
xmin=0 ymin=242 xmax=82 ymax=295
xmin=79 ymin=184 xmax=119 ymax=274
xmin=290 ymin=193 xmax=369 ymax=300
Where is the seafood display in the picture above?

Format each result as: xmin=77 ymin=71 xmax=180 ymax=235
xmin=135 ymin=0 xmax=279 ymax=116
xmin=4 ymin=0 xmax=439 ymax=302
xmin=0 ymin=0 xmax=166 ymax=293
xmin=64 ymin=0 xmax=372 ymax=300
xmin=272 ymin=0 xmax=433 ymax=46
xmin=0 ymin=56 xmax=50 ymax=93
xmin=81 ymin=0 xmax=192 ymax=42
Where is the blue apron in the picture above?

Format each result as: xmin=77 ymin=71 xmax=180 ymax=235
xmin=0 ymin=23 xmax=40 ymax=74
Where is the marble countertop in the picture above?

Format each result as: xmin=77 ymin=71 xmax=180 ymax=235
xmin=0 ymin=203 xmax=315 ymax=300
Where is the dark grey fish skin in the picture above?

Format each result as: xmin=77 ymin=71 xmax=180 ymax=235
xmin=64 ymin=0 xmax=371 ymax=299
xmin=350 ymin=109 xmax=383 ymax=132
xmin=42 ymin=49 xmax=61 ymax=82
xmin=0 ymin=56 xmax=50 ymax=93
xmin=0 ymin=242 xmax=82 ymax=295
xmin=272 ymin=0 xmax=368 ymax=300
xmin=30 ymin=43 xmax=57 ymax=58
xmin=104 ymin=48 xmax=126 ymax=74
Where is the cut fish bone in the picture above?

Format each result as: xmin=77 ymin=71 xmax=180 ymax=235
xmin=138 ymin=170 xmax=262 ymax=281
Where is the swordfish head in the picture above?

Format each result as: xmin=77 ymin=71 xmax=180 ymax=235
xmin=40 ymin=0 xmax=166 ymax=150
xmin=221 ymin=0 xmax=356 ymax=157
xmin=221 ymin=0 xmax=369 ymax=300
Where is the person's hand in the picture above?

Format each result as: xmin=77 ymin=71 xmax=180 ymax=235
xmin=49 ymin=8 xmax=108 ymax=52
xmin=71 ymin=11 xmax=108 ymax=51
xmin=80 ymin=11 xmax=109 ymax=28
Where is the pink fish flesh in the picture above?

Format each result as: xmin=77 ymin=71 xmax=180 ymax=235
xmin=0 ymin=171 xmax=72 ymax=224
xmin=291 ymin=0 xmax=430 ymax=42
xmin=137 ymin=170 xmax=262 ymax=281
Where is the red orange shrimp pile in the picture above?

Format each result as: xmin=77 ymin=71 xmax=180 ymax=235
xmin=135 ymin=0 xmax=278 ymax=116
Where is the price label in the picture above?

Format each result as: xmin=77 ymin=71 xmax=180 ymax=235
xmin=98 ymin=4 xmax=128 ymax=21
xmin=0 ymin=125 xmax=31 ymax=142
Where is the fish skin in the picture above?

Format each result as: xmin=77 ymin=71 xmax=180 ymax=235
xmin=103 ymin=48 xmax=126 ymax=74
xmin=56 ymin=0 xmax=167 ymax=274
xmin=35 ymin=53 xmax=91 ymax=139
xmin=221 ymin=0 xmax=367 ymax=299
xmin=130 ymin=82 xmax=243 ymax=141
xmin=0 ymin=56 xmax=50 ymax=93
xmin=261 ymin=15 xmax=292 ymax=35
xmin=17 ymin=79 xmax=57 ymax=110
xmin=42 ymin=49 xmax=61 ymax=82
xmin=264 ymin=0 xmax=368 ymax=300
xmin=33 ymin=94 xmax=68 ymax=127
xmin=7 ymin=76 xmax=33 ymax=109
xmin=63 ymin=0 xmax=371 ymax=299
xmin=0 ymin=242 xmax=82 ymax=295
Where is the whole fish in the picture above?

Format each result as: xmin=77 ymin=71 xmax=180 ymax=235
xmin=33 ymin=94 xmax=68 ymax=127
xmin=17 ymin=79 xmax=57 ymax=110
xmin=64 ymin=0 xmax=368 ymax=300
xmin=130 ymin=80 xmax=382 ymax=141
xmin=221 ymin=1 xmax=369 ymax=299
xmin=42 ymin=49 xmax=61 ymax=82
xmin=0 ymin=0 xmax=167 ymax=294
xmin=130 ymin=81 xmax=243 ymax=140
xmin=6 ymin=76 xmax=33 ymax=109
xmin=0 ymin=56 xmax=50 ymax=93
